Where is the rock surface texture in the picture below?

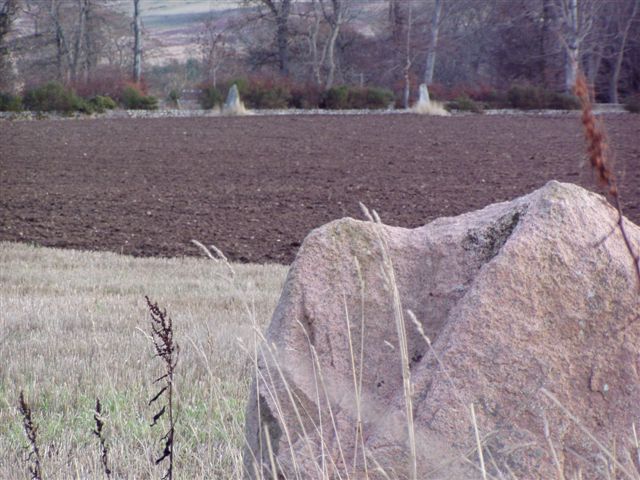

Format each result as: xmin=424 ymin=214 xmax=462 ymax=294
xmin=244 ymin=181 xmax=640 ymax=479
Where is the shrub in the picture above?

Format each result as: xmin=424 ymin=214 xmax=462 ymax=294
xmin=545 ymin=91 xmax=580 ymax=110
xmin=244 ymin=79 xmax=291 ymax=109
xmin=71 ymin=67 xmax=131 ymax=100
xmin=507 ymin=85 xmax=579 ymax=110
xmin=363 ymin=86 xmax=395 ymax=109
xmin=120 ymin=85 xmax=158 ymax=110
xmin=322 ymin=85 xmax=350 ymax=109
xmin=168 ymin=89 xmax=181 ymax=107
xmin=23 ymin=82 xmax=91 ymax=113
xmin=322 ymin=85 xmax=394 ymax=110
xmin=623 ymin=93 xmax=640 ymax=113
xmin=199 ymin=85 xmax=222 ymax=109
xmin=447 ymin=95 xmax=484 ymax=113
xmin=215 ymin=77 xmax=292 ymax=109
xmin=88 ymin=95 xmax=117 ymax=113
xmin=0 ymin=92 xmax=22 ymax=111
xmin=290 ymin=83 xmax=322 ymax=109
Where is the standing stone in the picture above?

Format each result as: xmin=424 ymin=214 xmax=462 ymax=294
xmin=223 ymin=83 xmax=245 ymax=115
xmin=244 ymin=181 xmax=640 ymax=479
xmin=413 ymin=82 xmax=449 ymax=115
xmin=417 ymin=83 xmax=431 ymax=108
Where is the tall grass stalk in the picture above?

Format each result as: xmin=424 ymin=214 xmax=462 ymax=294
xmin=146 ymin=297 xmax=179 ymax=480
xmin=18 ymin=391 xmax=43 ymax=480
xmin=1 ymin=242 xmax=286 ymax=478
xmin=574 ymin=73 xmax=640 ymax=286
xmin=470 ymin=403 xmax=487 ymax=480
xmin=93 ymin=398 xmax=112 ymax=478
xmin=360 ymin=202 xmax=417 ymax=480
xmin=541 ymin=388 xmax=637 ymax=479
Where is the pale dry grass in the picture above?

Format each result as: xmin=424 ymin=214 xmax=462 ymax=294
xmin=0 ymin=241 xmax=287 ymax=479
xmin=411 ymin=100 xmax=450 ymax=116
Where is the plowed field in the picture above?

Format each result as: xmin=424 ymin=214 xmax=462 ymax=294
xmin=1 ymin=113 xmax=638 ymax=263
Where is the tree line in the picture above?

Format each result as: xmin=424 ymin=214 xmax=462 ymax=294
xmin=1 ymin=0 xmax=639 ymax=104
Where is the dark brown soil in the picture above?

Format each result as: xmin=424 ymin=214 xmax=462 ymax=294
xmin=1 ymin=113 xmax=639 ymax=264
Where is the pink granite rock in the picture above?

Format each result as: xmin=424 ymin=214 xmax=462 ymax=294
xmin=244 ymin=181 xmax=640 ymax=479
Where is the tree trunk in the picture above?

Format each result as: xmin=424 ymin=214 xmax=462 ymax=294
xmin=70 ymin=0 xmax=87 ymax=82
xmin=564 ymin=43 xmax=578 ymax=92
xmin=403 ymin=1 xmax=412 ymax=109
xmin=388 ymin=0 xmax=403 ymax=43
xmin=584 ymin=43 xmax=603 ymax=89
xmin=424 ymin=0 xmax=443 ymax=85
xmin=308 ymin=0 xmax=322 ymax=85
xmin=0 ymin=0 xmax=20 ymax=44
xmin=275 ymin=12 xmax=289 ymax=75
xmin=83 ymin=0 xmax=94 ymax=82
xmin=609 ymin=0 xmax=638 ymax=103
xmin=133 ymin=0 xmax=142 ymax=83
xmin=50 ymin=0 xmax=70 ymax=82
xmin=0 ymin=0 xmax=21 ymax=93
xmin=260 ymin=0 xmax=291 ymax=75
xmin=563 ymin=0 xmax=579 ymax=93
xmin=541 ymin=0 xmax=554 ymax=88
xmin=325 ymin=21 xmax=340 ymax=89
xmin=324 ymin=0 xmax=344 ymax=90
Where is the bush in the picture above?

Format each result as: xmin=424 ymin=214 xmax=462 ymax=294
xmin=88 ymin=95 xmax=117 ymax=113
xmin=322 ymin=85 xmax=394 ymax=110
xmin=168 ymin=89 xmax=181 ymax=107
xmin=0 ymin=92 xmax=22 ymax=111
xmin=447 ymin=95 xmax=484 ymax=113
xmin=290 ymin=83 xmax=322 ymax=109
xmin=243 ymin=79 xmax=291 ymax=109
xmin=322 ymin=85 xmax=350 ymax=109
xmin=545 ymin=91 xmax=580 ymax=110
xmin=363 ymin=87 xmax=395 ymax=109
xmin=507 ymin=85 xmax=579 ymax=110
xmin=623 ymin=93 xmax=640 ymax=113
xmin=199 ymin=85 xmax=223 ymax=109
xmin=70 ymin=67 xmax=131 ymax=100
xmin=120 ymin=85 xmax=158 ymax=110
xmin=23 ymin=82 xmax=91 ymax=113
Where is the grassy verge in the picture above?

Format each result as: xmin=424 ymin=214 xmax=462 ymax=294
xmin=0 ymin=241 xmax=287 ymax=479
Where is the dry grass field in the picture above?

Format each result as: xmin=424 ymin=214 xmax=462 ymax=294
xmin=0 ymin=241 xmax=287 ymax=478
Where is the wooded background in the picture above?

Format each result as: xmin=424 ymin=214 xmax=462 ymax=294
xmin=1 ymin=0 xmax=639 ymax=103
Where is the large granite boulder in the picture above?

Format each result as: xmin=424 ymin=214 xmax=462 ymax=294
xmin=244 ymin=181 xmax=640 ymax=479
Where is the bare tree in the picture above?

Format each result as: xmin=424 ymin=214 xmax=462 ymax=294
xmin=0 ymin=0 xmax=19 ymax=44
xmin=552 ymin=0 xmax=600 ymax=93
xmin=320 ymin=0 xmax=349 ymax=89
xmin=423 ymin=0 xmax=442 ymax=85
xmin=606 ymin=0 xmax=639 ymax=102
xmin=299 ymin=0 xmax=353 ymax=89
xmin=402 ymin=1 xmax=413 ymax=108
xmin=197 ymin=16 xmax=228 ymax=87
xmin=132 ymin=0 xmax=141 ymax=82
xmin=388 ymin=0 xmax=404 ymax=43
xmin=307 ymin=0 xmax=323 ymax=84
xmin=253 ymin=0 xmax=292 ymax=75
xmin=35 ymin=0 xmax=94 ymax=82
xmin=69 ymin=0 xmax=89 ymax=81
xmin=0 ymin=0 xmax=21 ymax=91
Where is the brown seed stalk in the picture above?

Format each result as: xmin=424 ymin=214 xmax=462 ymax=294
xmin=18 ymin=391 xmax=43 ymax=480
xmin=574 ymin=73 xmax=640 ymax=287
